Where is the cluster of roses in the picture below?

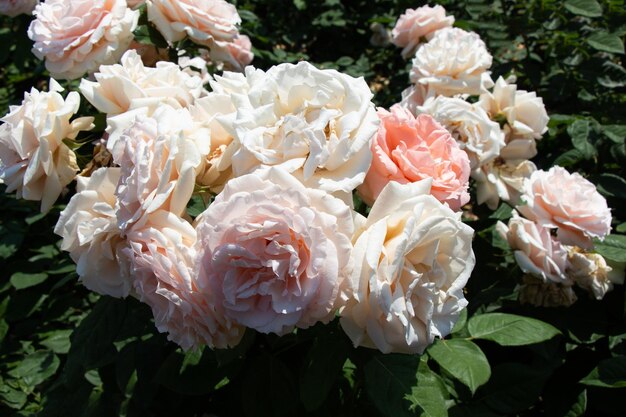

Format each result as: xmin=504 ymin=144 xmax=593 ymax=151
xmin=384 ymin=5 xmax=623 ymax=306
xmin=2 ymin=0 xmax=253 ymax=80
xmin=0 ymin=1 xmax=621 ymax=355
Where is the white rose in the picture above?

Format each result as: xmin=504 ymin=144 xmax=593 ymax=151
xmin=472 ymin=158 xmax=536 ymax=210
xmin=28 ymin=0 xmax=138 ymax=80
xmin=567 ymin=250 xmax=625 ymax=300
xmin=128 ymin=210 xmax=245 ymax=350
xmin=410 ymin=28 xmax=494 ymax=97
xmin=54 ymin=167 xmax=132 ymax=298
xmin=80 ymin=50 xmax=204 ymax=117
xmin=496 ymin=212 xmax=570 ymax=284
xmin=340 ymin=180 xmax=475 ymax=354
xmin=209 ymin=62 xmax=379 ymax=193
xmin=419 ymin=96 xmax=505 ymax=169
xmin=0 ymin=79 xmax=94 ymax=212
xmin=111 ymin=106 xmax=209 ymax=232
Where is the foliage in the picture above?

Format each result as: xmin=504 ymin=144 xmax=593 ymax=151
xmin=0 ymin=0 xmax=625 ymax=416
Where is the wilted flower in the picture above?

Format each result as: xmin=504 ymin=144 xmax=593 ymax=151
xmin=567 ymin=249 xmax=625 ymax=300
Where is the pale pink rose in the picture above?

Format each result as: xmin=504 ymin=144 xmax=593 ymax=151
xmin=208 ymin=35 xmax=254 ymax=72
xmin=567 ymin=249 xmax=625 ymax=300
xmin=341 ymin=180 xmax=475 ymax=354
xmin=358 ymin=105 xmax=470 ymax=211
xmin=496 ymin=212 xmax=570 ymax=284
xmin=518 ymin=166 xmax=612 ymax=249
xmin=397 ymin=84 xmax=431 ymax=115
xmin=0 ymin=0 xmax=38 ymax=16
xmin=54 ymin=167 xmax=133 ymax=298
xmin=391 ymin=5 xmax=454 ymax=59
xmin=472 ymin=158 xmax=536 ymax=210
xmin=411 ymin=28 xmax=494 ymax=97
xmin=128 ymin=210 xmax=244 ymax=350
xmin=0 ymin=79 xmax=94 ymax=212
xmin=111 ymin=107 xmax=208 ymax=232
xmin=28 ymin=0 xmax=139 ymax=80
xmin=147 ymin=0 xmax=241 ymax=46
xmin=194 ymin=168 xmax=354 ymax=335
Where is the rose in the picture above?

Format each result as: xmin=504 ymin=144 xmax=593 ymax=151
xmin=518 ymin=166 xmax=612 ymax=249
xmin=340 ymin=179 xmax=475 ymax=354
xmin=473 ymin=158 xmax=536 ymax=210
xmin=0 ymin=0 xmax=38 ymax=17
xmin=496 ymin=212 xmax=570 ymax=284
xmin=212 ymin=61 xmax=379 ymax=193
xmin=147 ymin=0 xmax=240 ymax=45
xmin=207 ymin=35 xmax=254 ymax=72
xmin=111 ymin=106 xmax=209 ymax=232
xmin=128 ymin=210 xmax=245 ymax=350
xmin=28 ymin=0 xmax=138 ymax=80
xmin=391 ymin=5 xmax=454 ymax=59
xmin=194 ymin=168 xmax=354 ymax=335
xmin=54 ymin=167 xmax=132 ymax=297
xmin=419 ymin=96 xmax=505 ymax=169
xmin=519 ymin=275 xmax=576 ymax=308
xmin=358 ymin=105 xmax=470 ymax=211
xmin=0 ymin=79 xmax=93 ymax=212
xmin=567 ymin=250 xmax=625 ymax=300
xmin=79 ymin=50 xmax=204 ymax=117
xmin=410 ymin=27 xmax=494 ymax=97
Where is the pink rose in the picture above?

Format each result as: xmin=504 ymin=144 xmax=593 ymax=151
xmin=496 ymin=212 xmax=570 ymax=284
xmin=147 ymin=0 xmax=241 ymax=45
xmin=0 ymin=0 xmax=38 ymax=17
xmin=358 ymin=105 xmax=470 ymax=211
xmin=28 ymin=0 xmax=139 ymax=80
xmin=208 ymin=35 xmax=254 ymax=71
xmin=129 ymin=210 xmax=244 ymax=350
xmin=391 ymin=5 xmax=454 ymax=59
xmin=518 ymin=166 xmax=611 ymax=249
xmin=194 ymin=168 xmax=354 ymax=336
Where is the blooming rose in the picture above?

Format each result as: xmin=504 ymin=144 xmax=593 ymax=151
xmin=195 ymin=168 xmax=354 ymax=335
xmin=28 ymin=0 xmax=138 ymax=80
xmin=419 ymin=96 xmax=505 ymax=169
xmin=111 ymin=106 xmax=209 ymax=232
xmin=212 ymin=61 xmax=379 ymax=193
xmin=128 ymin=210 xmax=244 ymax=350
xmin=0 ymin=79 xmax=94 ymax=212
xmin=473 ymin=158 xmax=536 ymax=210
xmin=567 ymin=249 xmax=625 ymax=300
xmin=398 ymin=84 xmax=431 ymax=117
xmin=410 ymin=28 xmax=494 ymax=97
xmin=358 ymin=105 xmax=470 ymax=211
xmin=147 ymin=0 xmax=240 ymax=45
xmin=496 ymin=212 xmax=570 ymax=284
xmin=0 ymin=0 xmax=38 ymax=16
xmin=54 ymin=167 xmax=132 ymax=297
xmin=518 ymin=166 xmax=612 ymax=249
xmin=341 ymin=180 xmax=475 ymax=354
xmin=80 ymin=50 xmax=204 ymax=117
xmin=519 ymin=275 xmax=576 ymax=308
xmin=208 ymin=35 xmax=254 ymax=72
xmin=391 ymin=5 xmax=454 ymax=59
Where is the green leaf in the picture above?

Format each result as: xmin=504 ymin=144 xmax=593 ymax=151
xmin=616 ymin=222 xmax=626 ymax=233
xmin=39 ymin=329 xmax=73 ymax=354
xmin=242 ymin=354 xmax=298 ymax=417
xmin=410 ymin=358 xmax=449 ymax=417
xmin=10 ymin=272 xmax=48 ymax=290
xmin=564 ymin=0 xmax=603 ymax=17
xmin=300 ymin=329 xmax=350 ymax=411
xmin=567 ymin=120 xmax=596 ymax=159
xmin=603 ymin=125 xmax=626 ymax=143
xmin=8 ymin=351 xmax=60 ymax=387
xmin=588 ymin=32 xmax=625 ymax=54
xmin=364 ymin=354 xmax=419 ymax=417
xmin=553 ymin=149 xmax=583 ymax=167
xmin=482 ymin=363 xmax=550 ymax=414
xmin=451 ymin=308 xmax=468 ymax=334
xmin=594 ymin=235 xmax=626 ymax=262
xmin=0 ymin=382 xmax=27 ymax=410
xmin=468 ymin=313 xmax=561 ymax=346
xmin=581 ymin=356 xmax=626 ymax=388
xmin=427 ymin=339 xmax=491 ymax=394
xmin=566 ymin=390 xmax=587 ymax=417
xmin=596 ymin=173 xmax=626 ymax=199
xmin=0 ymin=320 xmax=8 ymax=344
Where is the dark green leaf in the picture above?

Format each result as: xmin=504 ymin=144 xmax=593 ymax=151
xmin=242 ymin=354 xmax=298 ymax=417
xmin=482 ymin=363 xmax=550 ymax=414
xmin=567 ymin=120 xmax=596 ymax=159
xmin=603 ymin=125 xmax=626 ymax=143
xmin=594 ymin=234 xmax=626 ymax=262
xmin=39 ymin=330 xmax=73 ymax=354
xmin=0 ymin=382 xmax=27 ymax=410
xmin=8 ymin=351 xmax=60 ymax=387
xmin=10 ymin=272 xmax=48 ymax=290
xmin=553 ymin=149 xmax=583 ymax=167
xmin=581 ymin=356 xmax=626 ymax=388
xmin=364 ymin=354 xmax=419 ymax=417
xmin=564 ymin=0 xmax=602 ymax=17
xmin=468 ymin=313 xmax=561 ymax=346
xmin=588 ymin=32 xmax=625 ymax=54
xmin=427 ymin=339 xmax=490 ymax=394
xmin=596 ymin=173 xmax=626 ymax=199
